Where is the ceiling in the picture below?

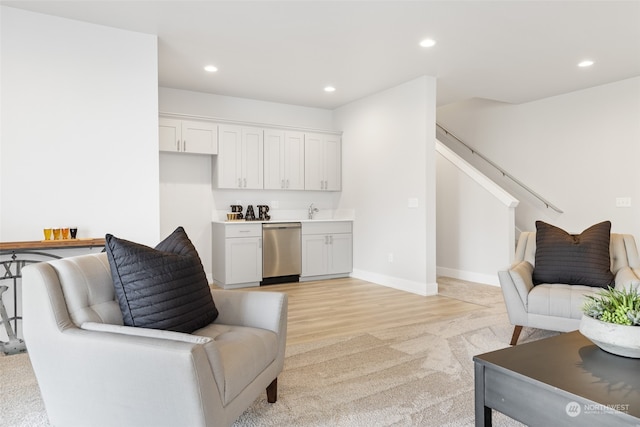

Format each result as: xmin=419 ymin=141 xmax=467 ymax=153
xmin=3 ymin=1 xmax=640 ymax=109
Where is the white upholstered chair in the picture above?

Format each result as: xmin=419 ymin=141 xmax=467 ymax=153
xmin=22 ymin=252 xmax=287 ymax=427
xmin=498 ymin=232 xmax=640 ymax=345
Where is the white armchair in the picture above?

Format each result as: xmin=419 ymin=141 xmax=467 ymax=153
xmin=498 ymin=232 xmax=640 ymax=345
xmin=22 ymin=252 xmax=287 ymax=427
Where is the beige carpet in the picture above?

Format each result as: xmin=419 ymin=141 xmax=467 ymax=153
xmin=232 ymin=291 xmax=554 ymax=427
xmin=0 ymin=279 xmax=555 ymax=426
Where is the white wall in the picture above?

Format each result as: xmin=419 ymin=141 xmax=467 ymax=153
xmin=159 ymin=153 xmax=215 ymax=278
xmin=1 ymin=7 xmax=160 ymax=245
xmin=436 ymin=145 xmax=517 ymax=285
xmin=333 ymin=76 xmax=437 ymax=296
xmin=0 ymin=7 xmax=159 ymax=342
xmin=160 ymin=87 xmax=334 ymax=130
xmin=437 ymin=77 xmax=640 ymax=243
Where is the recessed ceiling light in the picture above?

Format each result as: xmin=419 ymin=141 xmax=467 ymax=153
xmin=578 ymin=60 xmax=594 ymax=68
xmin=324 ymin=86 xmax=336 ymax=93
xmin=204 ymin=65 xmax=218 ymax=72
xmin=419 ymin=38 xmax=436 ymax=48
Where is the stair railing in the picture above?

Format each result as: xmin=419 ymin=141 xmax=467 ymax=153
xmin=436 ymin=123 xmax=563 ymax=214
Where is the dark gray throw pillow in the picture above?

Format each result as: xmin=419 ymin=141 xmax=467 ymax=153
xmin=105 ymin=226 xmax=218 ymax=333
xmin=532 ymin=220 xmax=614 ymax=288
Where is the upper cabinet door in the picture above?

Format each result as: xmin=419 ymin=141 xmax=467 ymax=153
xmin=304 ymin=133 xmax=341 ymax=191
xmin=182 ymin=120 xmax=218 ymax=154
xmin=242 ymin=127 xmax=264 ymax=189
xmin=217 ymin=125 xmax=242 ymax=188
xmin=304 ymin=133 xmax=323 ymax=191
xmin=159 ymin=118 xmax=217 ymax=155
xmin=324 ymin=135 xmax=341 ymax=191
xmin=216 ymin=124 xmax=263 ymax=189
xmin=159 ymin=118 xmax=181 ymax=152
xmin=284 ymin=131 xmax=305 ymax=190
xmin=264 ymin=130 xmax=305 ymax=190
xmin=264 ymin=129 xmax=285 ymax=190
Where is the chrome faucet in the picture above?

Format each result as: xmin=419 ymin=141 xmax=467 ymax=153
xmin=308 ymin=203 xmax=319 ymax=219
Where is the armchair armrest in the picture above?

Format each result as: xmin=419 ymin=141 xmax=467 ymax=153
xmin=209 ymin=290 xmax=288 ymax=394
xmin=506 ymin=261 xmax=535 ymax=306
xmin=80 ymin=321 xmax=212 ymax=344
xmin=498 ymin=261 xmax=534 ymax=327
xmin=211 ymin=290 xmax=287 ymax=336
xmin=614 ymin=266 xmax=640 ymax=292
xmin=25 ymin=325 xmax=221 ymax=427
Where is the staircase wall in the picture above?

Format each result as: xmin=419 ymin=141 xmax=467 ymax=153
xmin=437 ymin=77 xmax=640 ymax=242
xmin=435 ymin=141 xmax=518 ymax=286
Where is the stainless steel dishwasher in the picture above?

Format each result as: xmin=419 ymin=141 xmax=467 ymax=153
xmin=262 ymin=222 xmax=301 ymax=285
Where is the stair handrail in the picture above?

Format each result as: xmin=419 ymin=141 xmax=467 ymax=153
xmin=436 ymin=123 xmax=563 ymax=214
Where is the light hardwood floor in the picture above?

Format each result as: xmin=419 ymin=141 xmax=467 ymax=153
xmin=239 ymin=277 xmax=494 ymax=346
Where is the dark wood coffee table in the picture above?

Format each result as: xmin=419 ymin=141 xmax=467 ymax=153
xmin=473 ymin=331 xmax=640 ymax=426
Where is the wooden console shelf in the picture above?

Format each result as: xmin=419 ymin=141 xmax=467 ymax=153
xmin=0 ymin=238 xmax=106 ymax=251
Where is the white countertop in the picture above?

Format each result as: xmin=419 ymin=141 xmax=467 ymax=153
xmin=212 ymin=218 xmax=353 ymax=225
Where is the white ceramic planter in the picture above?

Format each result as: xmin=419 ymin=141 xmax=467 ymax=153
xmin=579 ymin=314 xmax=640 ymax=358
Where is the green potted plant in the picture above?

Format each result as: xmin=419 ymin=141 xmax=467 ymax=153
xmin=583 ymin=287 xmax=640 ymax=325
xmin=580 ymin=287 xmax=640 ymax=358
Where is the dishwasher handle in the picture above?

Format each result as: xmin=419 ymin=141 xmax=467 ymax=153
xmin=262 ymin=222 xmax=301 ymax=230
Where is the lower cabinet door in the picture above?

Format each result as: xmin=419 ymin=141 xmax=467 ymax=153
xmin=328 ymin=233 xmax=352 ymax=275
xmin=301 ymin=234 xmax=327 ymax=277
xmin=302 ymin=233 xmax=352 ymax=277
xmin=225 ymin=237 xmax=262 ymax=284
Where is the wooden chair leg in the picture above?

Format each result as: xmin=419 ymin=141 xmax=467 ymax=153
xmin=266 ymin=378 xmax=277 ymax=403
xmin=510 ymin=325 xmax=523 ymax=346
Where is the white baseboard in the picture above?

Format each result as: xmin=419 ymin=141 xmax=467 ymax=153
xmin=436 ymin=267 xmax=500 ymax=286
xmin=351 ymin=269 xmax=438 ymax=296
xmin=300 ymin=273 xmax=349 ymax=282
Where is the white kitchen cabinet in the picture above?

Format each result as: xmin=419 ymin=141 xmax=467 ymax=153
xmin=159 ymin=118 xmax=218 ymax=154
xmin=216 ymin=124 xmax=264 ymax=189
xmin=264 ymin=130 xmax=305 ymax=190
xmin=212 ymin=222 xmax=262 ymax=288
xmin=304 ymin=133 xmax=341 ymax=191
xmin=301 ymin=221 xmax=352 ymax=279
